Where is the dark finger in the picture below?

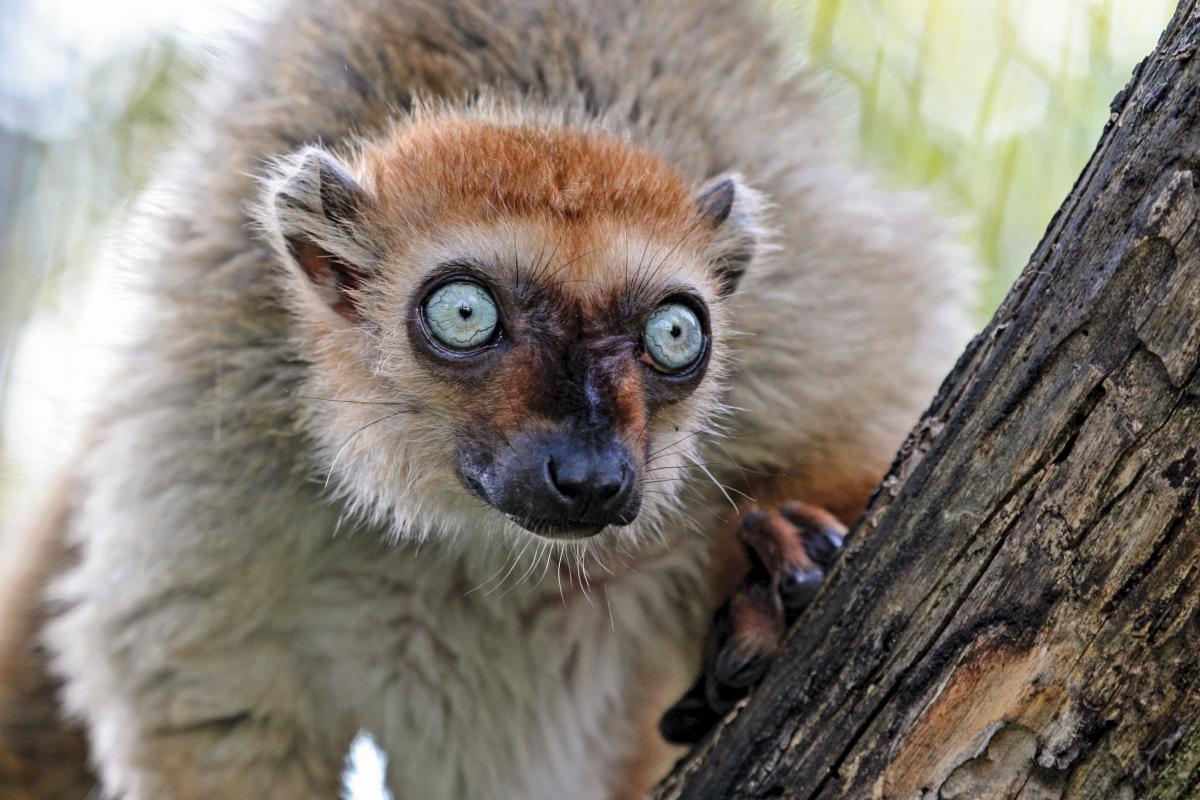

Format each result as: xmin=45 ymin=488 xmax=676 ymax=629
xmin=707 ymin=577 xmax=783 ymax=709
xmin=660 ymin=673 xmax=721 ymax=745
xmin=779 ymin=501 xmax=848 ymax=568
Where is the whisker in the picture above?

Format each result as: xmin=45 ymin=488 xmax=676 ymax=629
xmin=465 ymin=550 xmax=514 ymax=597
xmin=688 ymin=454 xmax=749 ymax=510
xmin=642 ymin=460 xmax=775 ymax=474
xmin=574 ymin=548 xmax=595 ymax=607
xmin=542 ymin=246 xmax=599 ymax=286
xmin=295 ymin=394 xmax=422 ymax=409
xmin=491 ymin=534 xmax=536 ymax=596
xmin=325 ymin=412 xmax=408 ymax=489
xmin=534 ymin=542 xmax=556 ymax=591
xmin=555 ymin=545 xmax=566 ymax=606
xmin=645 ymin=430 xmax=704 ymax=460
xmin=500 ymin=539 xmax=545 ymax=598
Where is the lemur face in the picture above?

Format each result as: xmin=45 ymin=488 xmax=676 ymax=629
xmin=407 ymin=248 xmax=713 ymax=538
xmin=261 ymin=114 xmax=763 ymax=544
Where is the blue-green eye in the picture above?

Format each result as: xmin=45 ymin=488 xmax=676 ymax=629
xmin=423 ymin=281 xmax=500 ymax=351
xmin=643 ymin=302 xmax=705 ymax=372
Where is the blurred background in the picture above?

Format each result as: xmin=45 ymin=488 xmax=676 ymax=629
xmin=0 ymin=0 xmax=1178 ymax=795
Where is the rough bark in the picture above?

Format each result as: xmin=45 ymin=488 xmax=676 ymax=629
xmin=655 ymin=3 xmax=1200 ymax=798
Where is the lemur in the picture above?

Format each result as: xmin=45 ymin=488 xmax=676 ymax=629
xmin=0 ymin=0 xmax=973 ymax=797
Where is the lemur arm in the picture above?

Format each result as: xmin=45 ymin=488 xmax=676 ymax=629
xmin=661 ymin=468 xmax=878 ymax=744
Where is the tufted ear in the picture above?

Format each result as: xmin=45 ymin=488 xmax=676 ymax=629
xmin=261 ymin=146 xmax=382 ymax=321
xmin=694 ymin=174 xmax=767 ymax=296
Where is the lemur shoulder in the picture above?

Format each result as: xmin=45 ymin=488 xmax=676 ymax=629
xmin=0 ymin=0 xmax=972 ymax=797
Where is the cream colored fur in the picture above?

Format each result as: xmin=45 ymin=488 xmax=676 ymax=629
xmin=35 ymin=0 xmax=973 ymax=797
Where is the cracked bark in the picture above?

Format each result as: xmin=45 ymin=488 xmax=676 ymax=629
xmin=653 ymin=3 xmax=1200 ymax=799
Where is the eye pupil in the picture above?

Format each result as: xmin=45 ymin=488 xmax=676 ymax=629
xmin=458 ymin=304 xmax=472 ymax=319
xmin=670 ymin=324 xmax=681 ymax=337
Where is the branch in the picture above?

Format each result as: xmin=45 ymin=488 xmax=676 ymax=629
xmin=656 ymin=2 xmax=1200 ymax=797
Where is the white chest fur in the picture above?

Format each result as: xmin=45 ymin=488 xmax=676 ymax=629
xmin=310 ymin=533 xmax=709 ymax=800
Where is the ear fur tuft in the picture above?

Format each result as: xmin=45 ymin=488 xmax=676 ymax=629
xmin=260 ymin=146 xmax=381 ymax=321
xmin=696 ymin=178 xmax=736 ymax=228
xmin=695 ymin=174 xmax=768 ymax=296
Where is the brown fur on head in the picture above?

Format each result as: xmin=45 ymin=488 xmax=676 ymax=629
xmin=257 ymin=105 xmax=766 ymax=549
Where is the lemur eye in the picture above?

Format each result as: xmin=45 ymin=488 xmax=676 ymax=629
xmin=423 ymin=281 xmax=499 ymax=351
xmin=642 ymin=302 xmax=704 ymax=372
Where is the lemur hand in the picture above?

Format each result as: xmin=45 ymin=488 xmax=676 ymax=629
xmin=659 ymin=501 xmax=846 ymax=745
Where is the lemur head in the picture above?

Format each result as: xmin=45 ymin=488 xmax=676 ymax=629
xmin=259 ymin=110 xmax=765 ymax=547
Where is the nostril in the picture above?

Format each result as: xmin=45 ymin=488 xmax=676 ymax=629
xmin=546 ymin=458 xmax=578 ymax=499
xmin=596 ymin=462 xmax=629 ymax=501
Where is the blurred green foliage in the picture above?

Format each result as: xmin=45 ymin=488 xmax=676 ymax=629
xmin=773 ymin=0 xmax=1174 ymax=314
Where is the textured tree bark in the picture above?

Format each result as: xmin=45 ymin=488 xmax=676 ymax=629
xmin=655 ymin=3 xmax=1200 ymax=798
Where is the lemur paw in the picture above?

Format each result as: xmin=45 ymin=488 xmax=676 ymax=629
xmin=659 ymin=502 xmax=846 ymax=745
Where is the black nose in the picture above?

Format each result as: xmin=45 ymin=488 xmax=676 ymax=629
xmin=458 ymin=428 xmax=643 ymax=537
xmin=546 ymin=447 xmax=632 ymax=517
xmin=540 ymin=437 xmax=637 ymax=525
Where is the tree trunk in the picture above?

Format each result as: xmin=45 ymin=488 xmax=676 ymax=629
xmin=654 ymin=3 xmax=1200 ymax=798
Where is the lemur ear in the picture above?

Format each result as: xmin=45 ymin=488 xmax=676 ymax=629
xmin=694 ymin=175 xmax=767 ymax=296
xmin=264 ymin=146 xmax=381 ymax=321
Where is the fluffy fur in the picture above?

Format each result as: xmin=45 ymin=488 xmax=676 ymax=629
xmin=0 ymin=0 xmax=972 ymax=797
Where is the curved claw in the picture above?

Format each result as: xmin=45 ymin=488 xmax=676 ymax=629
xmin=779 ymin=501 xmax=848 ymax=568
xmin=779 ymin=567 xmax=825 ymax=618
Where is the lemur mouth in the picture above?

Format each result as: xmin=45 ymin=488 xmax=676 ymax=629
xmin=458 ymin=471 xmax=621 ymax=540
xmin=503 ymin=514 xmax=608 ymax=540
